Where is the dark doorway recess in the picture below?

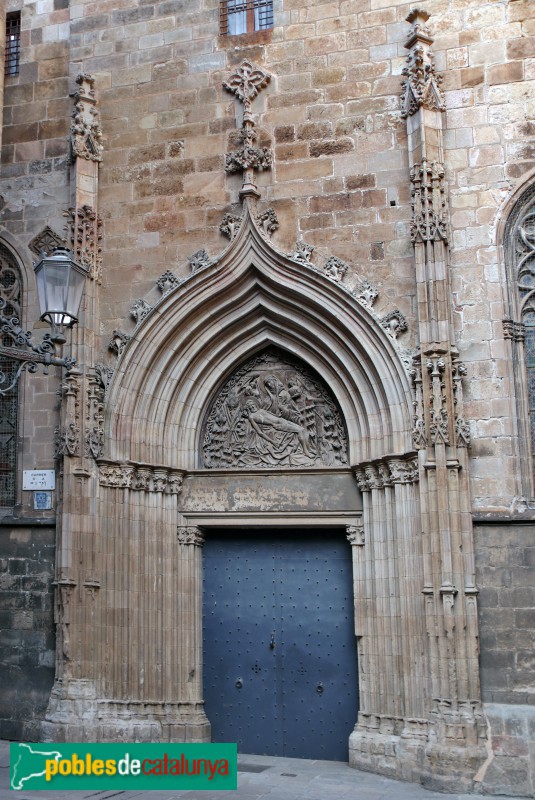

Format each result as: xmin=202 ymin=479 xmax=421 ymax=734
xmin=203 ymin=529 xmax=359 ymax=760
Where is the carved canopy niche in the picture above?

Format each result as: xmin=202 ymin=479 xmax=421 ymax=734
xmin=201 ymin=348 xmax=349 ymax=469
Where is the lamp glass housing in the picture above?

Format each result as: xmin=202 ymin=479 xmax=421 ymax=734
xmin=34 ymin=248 xmax=88 ymax=340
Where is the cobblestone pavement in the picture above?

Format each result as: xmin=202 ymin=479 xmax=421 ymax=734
xmin=0 ymin=741 xmax=524 ymax=800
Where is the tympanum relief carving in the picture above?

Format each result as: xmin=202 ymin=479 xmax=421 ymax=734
xmin=201 ymin=350 xmax=348 ymax=468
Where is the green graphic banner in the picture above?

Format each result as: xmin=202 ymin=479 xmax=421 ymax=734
xmin=10 ymin=742 xmax=237 ymax=791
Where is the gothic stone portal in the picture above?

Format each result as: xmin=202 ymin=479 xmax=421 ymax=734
xmin=201 ymin=349 xmax=348 ymax=469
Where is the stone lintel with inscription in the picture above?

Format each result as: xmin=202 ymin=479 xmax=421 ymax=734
xmin=179 ymin=470 xmax=361 ymax=514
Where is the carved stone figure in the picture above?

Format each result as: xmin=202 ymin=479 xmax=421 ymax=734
xmin=202 ymin=349 xmax=348 ymax=468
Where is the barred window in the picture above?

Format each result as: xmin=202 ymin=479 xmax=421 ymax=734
xmin=0 ymin=244 xmax=21 ymax=506
xmin=220 ymin=0 xmax=273 ymax=35
xmin=5 ymin=11 xmax=21 ymax=77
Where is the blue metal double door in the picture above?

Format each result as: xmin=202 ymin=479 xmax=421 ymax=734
xmin=203 ymin=529 xmax=359 ymax=760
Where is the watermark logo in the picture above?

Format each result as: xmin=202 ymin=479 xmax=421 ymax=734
xmin=10 ymin=742 xmax=237 ymax=791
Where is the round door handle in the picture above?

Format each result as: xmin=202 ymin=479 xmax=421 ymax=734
xmin=235 ymin=678 xmax=243 ymax=689
xmin=316 ymin=682 xmax=324 ymax=694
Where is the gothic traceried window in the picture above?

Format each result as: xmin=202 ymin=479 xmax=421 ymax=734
xmin=506 ymin=183 xmax=535 ymax=490
xmin=0 ymin=243 xmax=21 ymax=506
xmin=220 ymin=0 xmax=273 ymax=35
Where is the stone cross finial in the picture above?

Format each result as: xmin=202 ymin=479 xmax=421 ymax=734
xmin=223 ymin=60 xmax=271 ymax=121
xmin=223 ymin=60 xmax=273 ymax=200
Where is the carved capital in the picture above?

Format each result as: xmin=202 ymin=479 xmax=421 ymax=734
xmin=347 ymin=521 xmax=365 ymax=546
xmin=98 ymin=461 xmax=184 ymax=495
xmin=177 ymin=526 xmax=204 ymax=546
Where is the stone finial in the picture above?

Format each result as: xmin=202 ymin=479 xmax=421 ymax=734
xmin=223 ymin=60 xmax=273 ymax=200
xmin=223 ymin=60 xmax=271 ymax=120
xmin=70 ymin=73 xmax=103 ymax=163
xmin=401 ymin=10 xmax=445 ymax=119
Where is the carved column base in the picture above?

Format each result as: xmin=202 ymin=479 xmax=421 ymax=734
xmin=349 ymin=711 xmax=487 ymax=792
xmin=42 ymin=679 xmax=210 ymax=743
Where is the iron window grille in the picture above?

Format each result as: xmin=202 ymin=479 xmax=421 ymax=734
xmin=220 ymin=0 xmax=273 ymax=35
xmin=5 ymin=11 xmax=21 ymax=77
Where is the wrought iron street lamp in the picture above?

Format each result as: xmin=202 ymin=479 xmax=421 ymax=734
xmin=0 ymin=247 xmax=87 ymax=395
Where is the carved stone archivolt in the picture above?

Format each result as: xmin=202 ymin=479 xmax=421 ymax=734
xmin=98 ymin=460 xmax=184 ymax=493
xmin=201 ymin=349 xmax=348 ymax=468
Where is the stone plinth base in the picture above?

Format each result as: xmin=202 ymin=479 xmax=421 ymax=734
xmin=349 ymin=712 xmax=488 ymax=794
xmin=41 ymin=680 xmax=210 ymax=743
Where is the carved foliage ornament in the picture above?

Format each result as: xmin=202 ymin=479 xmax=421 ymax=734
xmin=177 ymin=527 xmax=205 ymax=546
xmin=98 ymin=461 xmax=184 ymax=494
xmin=202 ymin=349 xmax=348 ymax=469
